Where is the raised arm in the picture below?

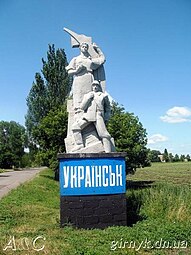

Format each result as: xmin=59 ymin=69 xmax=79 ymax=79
xmin=92 ymin=43 xmax=106 ymax=65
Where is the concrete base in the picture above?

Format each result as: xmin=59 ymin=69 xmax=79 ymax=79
xmin=60 ymin=194 xmax=127 ymax=229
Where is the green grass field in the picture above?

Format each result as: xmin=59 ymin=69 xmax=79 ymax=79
xmin=0 ymin=162 xmax=191 ymax=255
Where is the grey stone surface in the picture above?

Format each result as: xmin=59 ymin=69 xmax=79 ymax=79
xmin=64 ymin=27 xmax=106 ymax=92
xmin=70 ymin=81 xmax=114 ymax=153
xmin=0 ymin=168 xmax=45 ymax=199
xmin=64 ymin=28 xmax=115 ymax=154
xmin=66 ymin=43 xmax=105 ymax=110
xmin=57 ymin=152 xmax=127 ymax=159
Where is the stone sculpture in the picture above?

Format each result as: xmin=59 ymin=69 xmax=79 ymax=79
xmin=71 ymin=80 xmax=113 ymax=153
xmin=64 ymin=28 xmax=115 ymax=153
xmin=66 ymin=42 xmax=105 ymax=110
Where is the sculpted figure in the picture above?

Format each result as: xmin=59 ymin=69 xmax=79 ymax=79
xmin=66 ymin=43 xmax=105 ymax=110
xmin=71 ymin=80 xmax=113 ymax=152
xmin=64 ymin=28 xmax=115 ymax=153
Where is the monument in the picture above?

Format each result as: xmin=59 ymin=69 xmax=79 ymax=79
xmin=64 ymin=28 xmax=115 ymax=154
xmin=58 ymin=28 xmax=127 ymax=229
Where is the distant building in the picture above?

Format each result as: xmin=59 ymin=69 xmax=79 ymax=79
xmin=158 ymin=154 xmax=165 ymax=162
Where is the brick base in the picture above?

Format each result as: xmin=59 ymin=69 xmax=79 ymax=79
xmin=60 ymin=194 xmax=127 ymax=229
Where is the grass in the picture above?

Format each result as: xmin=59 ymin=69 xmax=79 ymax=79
xmin=0 ymin=162 xmax=191 ymax=254
xmin=128 ymin=162 xmax=191 ymax=185
xmin=0 ymin=168 xmax=14 ymax=173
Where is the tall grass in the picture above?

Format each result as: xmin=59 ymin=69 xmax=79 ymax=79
xmin=140 ymin=183 xmax=191 ymax=222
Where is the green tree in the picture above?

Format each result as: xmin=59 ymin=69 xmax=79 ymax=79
xmin=25 ymin=45 xmax=71 ymax=168
xmin=25 ymin=73 xmax=48 ymax=136
xmin=163 ymin=148 xmax=169 ymax=162
xmin=0 ymin=121 xmax=26 ymax=168
xmin=108 ymin=103 xmax=149 ymax=172
xmin=168 ymin=153 xmax=174 ymax=162
xmin=174 ymin=154 xmax=180 ymax=162
xmin=180 ymin=154 xmax=185 ymax=162
xmin=148 ymin=150 xmax=161 ymax=162
xmin=186 ymin=154 xmax=191 ymax=161
xmin=32 ymin=105 xmax=68 ymax=169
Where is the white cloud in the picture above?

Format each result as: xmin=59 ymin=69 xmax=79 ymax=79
xmin=160 ymin=106 xmax=191 ymax=123
xmin=167 ymin=107 xmax=191 ymax=117
xmin=160 ymin=116 xmax=189 ymax=123
xmin=148 ymin=134 xmax=168 ymax=144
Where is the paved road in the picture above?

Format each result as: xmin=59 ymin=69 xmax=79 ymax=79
xmin=0 ymin=167 xmax=46 ymax=199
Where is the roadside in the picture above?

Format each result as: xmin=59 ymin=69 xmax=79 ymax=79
xmin=0 ymin=167 xmax=47 ymax=199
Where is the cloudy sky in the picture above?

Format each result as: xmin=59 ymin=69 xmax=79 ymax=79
xmin=0 ymin=0 xmax=191 ymax=155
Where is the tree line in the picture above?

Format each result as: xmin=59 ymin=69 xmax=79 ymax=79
xmin=1 ymin=45 xmax=150 ymax=172
xmin=148 ymin=148 xmax=191 ymax=163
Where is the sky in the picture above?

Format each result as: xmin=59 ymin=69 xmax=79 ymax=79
xmin=0 ymin=0 xmax=191 ymax=155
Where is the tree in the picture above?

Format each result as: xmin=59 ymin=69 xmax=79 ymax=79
xmin=186 ymin=154 xmax=191 ymax=161
xmin=174 ymin=154 xmax=180 ymax=162
xmin=0 ymin=121 xmax=26 ymax=168
xmin=41 ymin=45 xmax=71 ymax=110
xmin=168 ymin=153 xmax=174 ymax=162
xmin=163 ymin=148 xmax=169 ymax=162
xmin=180 ymin=154 xmax=185 ymax=162
xmin=25 ymin=73 xmax=48 ymax=137
xmin=148 ymin=150 xmax=161 ymax=162
xmin=108 ymin=103 xmax=149 ymax=172
xmin=25 ymin=45 xmax=71 ymax=168
xmin=32 ymin=105 xmax=68 ymax=169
